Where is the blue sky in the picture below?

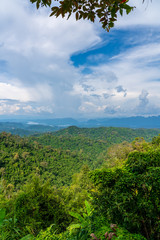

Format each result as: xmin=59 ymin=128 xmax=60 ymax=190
xmin=0 ymin=0 xmax=160 ymax=119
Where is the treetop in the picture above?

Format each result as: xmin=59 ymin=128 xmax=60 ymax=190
xmin=30 ymin=0 xmax=134 ymax=31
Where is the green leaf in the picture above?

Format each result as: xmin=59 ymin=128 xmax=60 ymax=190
xmin=20 ymin=235 xmax=34 ymax=240
xmin=126 ymin=7 xmax=132 ymax=14
xmin=69 ymin=211 xmax=84 ymax=223
xmin=85 ymin=200 xmax=92 ymax=216
xmin=20 ymin=234 xmax=33 ymax=240
xmin=0 ymin=209 xmax=6 ymax=227
xmin=83 ymin=213 xmax=88 ymax=218
xmin=36 ymin=0 xmax=40 ymax=9
xmin=68 ymin=223 xmax=81 ymax=230
xmin=120 ymin=8 xmax=123 ymax=16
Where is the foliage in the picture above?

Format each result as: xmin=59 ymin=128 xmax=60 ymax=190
xmin=10 ymin=176 xmax=70 ymax=235
xmin=29 ymin=0 xmax=134 ymax=31
xmin=0 ymin=208 xmax=34 ymax=240
xmin=0 ymin=128 xmax=159 ymax=239
xmin=36 ymin=224 xmax=65 ymax=239
xmin=29 ymin=126 xmax=160 ymax=172
xmin=90 ymin=224 xmax=118 ymax=240
xmin=58 ymin=165 xmax=97 ymax=216
xmin=90 ymin=144 xmax=160 ymax=239
xmin=51 ymin=126 xmax=160 ymax=143
xmin=0 ymin=132 xmax=102 ymax=187
xmin=92 ymin=225 xmax=146 ymax=240
xmin=35 ymin=215 xmax=146 ymax=240
xmin=29 ymin=133 xmax=109 ymax=169
xmin=69 ymin=200 xmax=93 ymax=230
xmin=1 ymin=127 xmax=157 ymax=188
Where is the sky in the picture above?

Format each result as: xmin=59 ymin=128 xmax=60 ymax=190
xmin=0 ymin=0 xmax=160 ymax=119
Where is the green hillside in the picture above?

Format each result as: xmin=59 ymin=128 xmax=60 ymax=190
xmin=0 ymin=132 xmax=99 ymax=187
xmin=29 ymin=134 xmax=108 ymax=165
xmin=51 ymin=126 xmax=160 ymax=142
xmin=29 ymin=127 xmax=160 ymax=164
xmin=0 ymin=129 xmax=160 ymax=240
xmin=27 ymin=127 xmax=160 ymax=177
xmin=1 ymin=127 xmax=160 ymax=188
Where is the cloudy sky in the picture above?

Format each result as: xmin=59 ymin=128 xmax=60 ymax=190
xmin=0 ymin=0 xmax=160 ymax=119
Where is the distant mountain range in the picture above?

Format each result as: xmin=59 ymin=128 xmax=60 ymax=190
xmin=0 ymin=116 xmax=160 ymax=135
xmin=81 ymin=116 xmax=160 ymax=128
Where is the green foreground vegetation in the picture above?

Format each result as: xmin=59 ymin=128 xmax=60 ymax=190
xmin=0 ymin=126 xmax=160 ymax=239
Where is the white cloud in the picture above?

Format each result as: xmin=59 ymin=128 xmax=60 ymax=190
xmin=116 ymin=0 xmax=160 ymax=28
xmin=0 ymin=101 xmax=20 ymax=114
xmin=0 ymin=81 xmax=31 ymax=101
xmin=0 ymin=0 xmax=160 ymax=118
xmin=72 ymin=38 xmax=160 ymax=117
xmin=0 ymin=0 xmax=101 ymax=116
xmin=0 ymin=0 xmax=100 ymax=58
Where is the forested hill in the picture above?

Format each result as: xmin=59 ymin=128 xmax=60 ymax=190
xmin=0 ymin=132 xmax=101 ymax=187
xmin=1 ymin=127 xmax=160 ymax=188
xmin=1 ymin=129 xmax=160 ymax=239
xmin=33 ymin=126 xmax=160 ymax=143
xmin=29 ymin=127 xmax=160 ymax=169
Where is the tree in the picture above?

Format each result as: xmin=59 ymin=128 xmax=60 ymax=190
xmin=30 ymin=0 xmax=134 ymax=31
xmin=9 ymin=176 xmax=70 ymax=235
xmin=90 ymin=146 xmax=160 ymax=240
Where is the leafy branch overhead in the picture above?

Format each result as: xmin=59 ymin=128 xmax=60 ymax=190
xmin=29 ymin=0 xmax=134 ymax=31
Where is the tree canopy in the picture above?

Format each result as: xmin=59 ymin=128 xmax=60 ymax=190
xmin=0 ymin=128 xmax=160 ymax=239
xmin=30 ymin=0 xmax=134 ymax=31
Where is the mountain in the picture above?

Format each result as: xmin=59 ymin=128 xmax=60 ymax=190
xmin=83 ymin=116 xmax=160 ymax=128
xmin=2 ymin=126 xmax=160 ymax=188
xmin=0 ymin=122 xmax=61 ymax=136
xmin=1 ymin=116 xmax=160 ymax=134
xmin=0 ymin=131 xmax=105 ymax=187
xmin=51 ymin=126 xmax=160 ymax=142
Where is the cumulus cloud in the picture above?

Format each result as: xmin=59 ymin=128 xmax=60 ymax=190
xmin=138 ymin=90 xmax=149 ymax=108
xmin=74 ymin=36 xmax=160 ymax=117
xmin=115 ymin=85 xmax=127 ymax=97
xmin=0 ymin=81 xmax=31 ymax=101
xmin=0 ymin=0 xmax=160 ymax=118
xmin=0 ymin=99 xmax=55 ymax=116
xmin=0 ymin=0 xmax=101 ymax=116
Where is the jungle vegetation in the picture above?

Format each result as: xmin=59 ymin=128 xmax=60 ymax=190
xmin=0 ymin=126 xmax=160 ymax=239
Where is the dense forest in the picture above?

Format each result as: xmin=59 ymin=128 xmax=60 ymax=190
xmin=0 ymin=126 xmax=160 ymax=239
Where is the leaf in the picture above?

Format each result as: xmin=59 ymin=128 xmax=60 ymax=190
xmin=85 ymin=200 xmax=92 ymax=216
xmin=0 ymin=208 xmax=6 ymax=227
xmin=67 ymin=12 xmax=72 ymax=20
xmin=68 ymin=223 xmax=81 ymax=230
xmin=69 ymin=211 xmax=84 ymax=223
xmin=56 ymin=9 xmax=63 ymax=17
xmin=30 ymin=0 xmax=37 ymax=3
xmin=109 ymin=22 xmax=114 ymax=28
xmin=76 ymin=12 xmax=79 ymax=20
xmin=20 ymin=235 xmax=34 ymax=240
xmin=126 ymin=7 xmax=132 ymax=14
xmin=50 ymin=6 xmax=59 ymax=17
xmin=120 ymin=8 xmax=123 ymax=16
xmin=83 ymin=213 xmax=88 ymax=218
xmin=100 ymin=17 xmax=105 ymax=22
xmin=36 ymin=0 xmax=40 ymax=9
